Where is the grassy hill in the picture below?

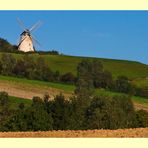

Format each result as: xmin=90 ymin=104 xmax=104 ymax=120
xmin=132 ymin=78 xmax=148 ymax=88
xmin=1 ymin=53 xmax=148 ymax=79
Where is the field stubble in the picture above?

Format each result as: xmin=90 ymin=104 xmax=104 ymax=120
xmin=0 ymin=128 xmax=147 ymax=138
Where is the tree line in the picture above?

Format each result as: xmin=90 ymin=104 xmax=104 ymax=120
xmin=0 ymin=53 xmax=76 ymax=84
xmin=0 ymin=90 xmax=147 ymax=131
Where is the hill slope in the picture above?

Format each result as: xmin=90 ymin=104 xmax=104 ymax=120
xmin=1 ymin=53 xmax=148 ymax=79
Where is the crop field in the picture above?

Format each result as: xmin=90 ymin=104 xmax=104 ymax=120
xmin=1 ymin=53 xmax=148 ymax=79
xmin=0 ymin=128 xmax=147 ymax=137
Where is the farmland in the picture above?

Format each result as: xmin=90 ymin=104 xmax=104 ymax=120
xmin=0 ymin=128 xmax=147 ymax=137
xmin=0 ymin=75 xmax=148 ymax=111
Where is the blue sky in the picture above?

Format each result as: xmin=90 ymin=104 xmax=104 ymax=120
xmin=0 ymin=11 xmax=148 ymax=64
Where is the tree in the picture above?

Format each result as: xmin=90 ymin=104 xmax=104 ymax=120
xmin=85 ymin=94 xmax=137 ymax=129
xmin=91 ymin=59 xmax=103 ymax=87
xmin=0 ymin=91 xmax=9 ymax=106
xmin=115 ymin=76 xmax=133 ymax=94
xmin=0 ymin=92 xmax=14 ymax=131
xmin=0 ymin=38 xmax=13 ymax=52
xmin=3 ymin=96 xmax=53 ymax=131
xmin=22 ymin=55 xmax=35 ymax=78
xmin=136 ymin=110 xmax=148 ymax=127
xmin=13 ymin=59 xmax=26 ymax=77
xmin=0 ymin=53 xmax=16 ymax=75
xmin=50 ymin=93 xmax=70 ymax=130
xmin=75 ymin=59 xmax=94 ymax=98
xmin=60 ymin=72 xmax=76 ymax=84
xmin=32 ymin=57 xmax=54 ymax=81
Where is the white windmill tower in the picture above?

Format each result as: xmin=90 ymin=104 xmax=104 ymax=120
xmin=17 ymin=18 xmax=42 ymax=52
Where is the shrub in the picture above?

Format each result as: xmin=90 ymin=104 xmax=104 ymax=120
xmin=135 ymin=87 xmax=148 ymax=98
xmin=85 ymin=94 xmax=137 ymax=129
xmin=60 ymin=72 xmax=76 ymax=84
xmin=49 ymin=93 xmax=70 ymax=130
xmin=0 ymin=91 xmax=9 ymax=106
xmin=136 ymin=110 xmax=148 ymax=127
xmin=114 ymin=76 xmax=134 ymax=94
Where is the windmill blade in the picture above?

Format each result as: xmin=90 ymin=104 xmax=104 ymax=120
xmin=17 ymin=17 xmax=26 ymax=31
xmin=29 ymin=21 xmax=42 ymax=33
xmin=31 ymin=35 xmax=42 ymax=47
xmin=16 ymin=37 xmax=20 ymax=46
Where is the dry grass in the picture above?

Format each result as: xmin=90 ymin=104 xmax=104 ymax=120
xmin=0 ymin=128 xmax=147 ymax=138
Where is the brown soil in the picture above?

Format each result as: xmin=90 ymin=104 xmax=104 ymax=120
xmin=0 ymin=81 xmax=71 ymax=99
xmin=133 ymin=102 xmax=148 ymax=111
xmin=0 ymin=128 xmax=147 ymax=138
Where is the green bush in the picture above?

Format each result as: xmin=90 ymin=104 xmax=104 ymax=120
xmin=0 ymin=91 xmax=9 ymax=106
xmin=136 ymin=110 xmax=148 ymax=127
xmin=85 ymin=94 xmax=137 ymax=129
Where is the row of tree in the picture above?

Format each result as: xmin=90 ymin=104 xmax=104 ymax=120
xmin=0 ymin=91 xmax=147 ymax=131
xmin=0 ymin=53 xmax=76 ymax=84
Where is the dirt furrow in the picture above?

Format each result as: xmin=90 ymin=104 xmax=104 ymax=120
xmin=0 ymin=128 xmax=147 ymax=138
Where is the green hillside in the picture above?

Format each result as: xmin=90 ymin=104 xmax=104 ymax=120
xmin=132 ymin=78 xmax=148 ymax=88
xmin=1 ymin=52 xmax=148 ymax=79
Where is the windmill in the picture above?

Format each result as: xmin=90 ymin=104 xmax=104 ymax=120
xmin=17 ymin=18 xmax=42 ymax=52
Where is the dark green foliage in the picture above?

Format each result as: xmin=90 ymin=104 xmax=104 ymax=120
xmin=38 ymin=50 xmax=59 ymax=55
xmin=75 ymin=59 xmax=113 ymax=96
xmin=135 ymin=87 xmax=148 ymax=98
xmin=0 ymin=53 xmax=76 ymax=84
xmin=67 ymin=96 xmax=90 ymax=130
xmin=13 ymin=59 xmax=26 ymax=77
xmin=3 ymin=96 xmax=53 ymax=131
xmin=0 ymin=90 xmax=147 ymax=131
xmin=75 ymin=59 xmax=94 ymax=98
xmin=60 ymin=72 xmax=76 ymax=84
xmin=114 ymin=76 xmax=134 ymax=94
xmin=136 ymin=110 xmax=148 ymax=127
xmin=0 ymin=53 xmax=16 ymax=75
xmin=31 ymin=57 xmax=54 ymax=81
xmin=85 ymin=94 xmax=137 ymax=129
xmin=49 ymin=93 xmax=70 ymax=130
xmin=0 ymin=92 xmax=14 ymax=131
xmin=0 ymin=91 xmax=9 ymax=106
xmin=0 ymin=38 xmax=16 ymax=52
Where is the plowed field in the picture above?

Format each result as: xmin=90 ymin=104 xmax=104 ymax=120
xmin=0 ymin=128 xmax=147 ymax=138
